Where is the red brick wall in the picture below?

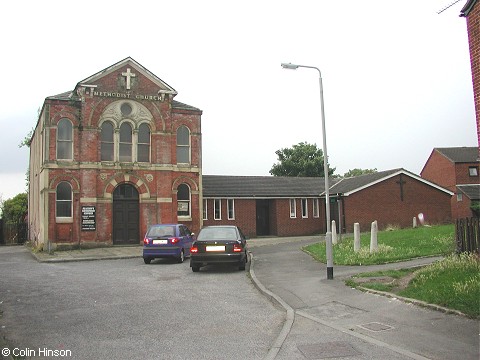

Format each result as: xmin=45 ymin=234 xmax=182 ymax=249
xmin=455 ymin=162 xmax=480 ymax=185
xmin=421 ymin=150 xmax=456 ymax=191
xmin=465 ymin=4 xmax=480 ymax=148
xmin=343 ymin=175 xmax=451 ymax=232
xmin=203 ymin=198 xmax=324 ymax=238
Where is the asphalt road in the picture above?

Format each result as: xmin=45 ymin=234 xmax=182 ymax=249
xmin=0 ymin=246 xmax=284 ymax=360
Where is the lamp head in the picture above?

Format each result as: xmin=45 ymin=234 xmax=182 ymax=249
xmin=281 ymin=63 xmax=299 ymax=70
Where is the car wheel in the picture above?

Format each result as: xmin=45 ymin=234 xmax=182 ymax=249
xmin=192 ymin=266 xmax=200 ymax=272
xmin=239 ymin=257 xmax=246 ymax=271
xmin=177 ymin=250 xmax=185 ymax=263
xmin=143 ymin=257 xmax=152 ymax=264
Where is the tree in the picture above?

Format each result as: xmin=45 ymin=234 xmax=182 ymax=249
xmin=1 ymin=193 xmax=28 ymax=224
xmin=269 ymin=142 xmax=335 ymax=177
xmin=342 ymin=168 xmax=377 ymax=178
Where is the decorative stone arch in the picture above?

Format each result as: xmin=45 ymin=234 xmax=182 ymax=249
xmin=103 ymin=173 xmax=151 ymax=200
xmin=50 ymin=111 xmax=80 ymax=127
xmin=172 ymin=176 xmax=199 ymax=193
xmin=96 ymin=100 xmax=156 ymax=131
xmin=49 ymin=174 xmax=81 ymax=192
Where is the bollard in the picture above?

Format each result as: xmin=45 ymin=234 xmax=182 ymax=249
xmin=354 ymin=223 xmax=361 ymax=252
xmin=413 ymin=217 xmax=417 ymax=228
xmin=370 ymin=220 xmax=378 ymax=253
xmin=332 ymin=220 xmax=337 ymax=245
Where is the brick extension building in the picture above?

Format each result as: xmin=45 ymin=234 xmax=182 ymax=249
xmin=421 ymin=147 xmax=479 ymax=218
xmin=203 ymin=169 xmax=453 ymax=237
xmin=28 ymin=58 xmax=202 ymax=250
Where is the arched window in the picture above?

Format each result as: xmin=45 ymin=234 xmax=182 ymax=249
xmin=177 ymin=183 xmax=191 ymax=217
xmin=176 ymin=126 xmax=190 ymax=164
xmin=56 ymin=182 xmax=72 ymax=218
xmin=119 ymin=123 xmax=133 ymax=162
xmin=101 ymin=121 xmax=114 ymax=161
xmin=57 ymin=118 xmax=73 ymax=160
xmin=137 ymin=123 xmax=151 ymax=162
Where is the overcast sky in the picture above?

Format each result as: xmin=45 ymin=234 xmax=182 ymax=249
xmin=0 ymin=0 xmax=477 ymax=202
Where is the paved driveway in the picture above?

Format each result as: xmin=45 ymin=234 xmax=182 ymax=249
xmin=0 ymin=247 xmax=283 ymax=360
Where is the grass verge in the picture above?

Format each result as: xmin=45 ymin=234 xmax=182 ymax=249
xmin=347 ymin=254 xmax=480 ymax=318
xmin=303 ymin=224 xmax=454 ymax=265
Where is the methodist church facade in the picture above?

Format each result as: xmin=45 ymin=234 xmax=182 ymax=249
xmin=28 ymin=58 xmax=202 ymax=250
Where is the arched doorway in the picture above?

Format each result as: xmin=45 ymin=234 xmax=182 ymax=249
xmin=113 ymin=183 xmax=139 ymax=245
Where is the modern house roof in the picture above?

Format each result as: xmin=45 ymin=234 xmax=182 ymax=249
xmin=457 ymin=184 xmax=480 ymax=200
xmin=203 ymin=168 xmax=453 ymax=198
xmin=460 ymin=0 xmax=478 ymax=16
xmin=433 ymin=147 xmax=479 ymax=163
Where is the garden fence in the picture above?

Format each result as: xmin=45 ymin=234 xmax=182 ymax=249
xmin=455 ymin=217 xmax=479 ymax=254
xmin=0 ymin=220 xmax=28 ymax=245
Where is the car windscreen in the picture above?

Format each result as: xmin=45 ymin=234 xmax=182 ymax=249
xmin=197 ymin=228 xmax=238 ymax=241
xmin=147 ymin=226 xmax=175 ymax=237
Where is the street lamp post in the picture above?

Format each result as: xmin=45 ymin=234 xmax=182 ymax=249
xmin=281 ymin=62 xmax=333 ymax=280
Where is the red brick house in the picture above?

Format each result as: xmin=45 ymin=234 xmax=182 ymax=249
xmin=421 ymin=147 xmax=479 ymax=218
xmin=203 ymin=169 xmax=453 ymax=237
xmin=28 ymin=58 xmax=202 ymax=250
xmin=461 ymin=0 xmax=480 ymax=147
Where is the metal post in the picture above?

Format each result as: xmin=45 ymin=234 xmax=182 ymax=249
xmin=281 ymin=63 xmax=334 ymax=279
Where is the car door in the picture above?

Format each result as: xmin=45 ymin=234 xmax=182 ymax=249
xmin=180 ymin=226 xmax=193 ymax=255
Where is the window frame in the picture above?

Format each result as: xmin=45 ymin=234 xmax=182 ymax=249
xmin=469 ymin=166 xmax=478 ymax=177
xmin=313 ymin=198 xmax=320 ymax=218
xmin=203 ymin=199 xmax=208 ymax=220
xmin=119 ymin=122 xmax=133 ymax=162
xmin=227 ymin=199 xmax=235 ymax=220
xmin=56 ymin=118 xmax=73 ymax=160
xmin=137 ymin=123 xmax=151 ymax=163
xmin=100 ymin=121 xmax=115 ymax=162
xmin=289 ymin=199 xmax=297 ymax=218
xmin=177 ymin=183 xmax=191 ymax=218
xmin=214 ymin=199 xmax=222 ymax=220
xmin=301 ymin=198 xmax=308 ymax=218
xmin=176 ymin=125 xmax=191 ymax=164
xmin=56 ymin=181 xmax=73 ymax=221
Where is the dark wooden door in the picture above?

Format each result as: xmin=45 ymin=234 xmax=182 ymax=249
xmin=256 ymin=200 xmax=270 ymax=236
xmin=113 ymin=184 xmax=139 ymax=245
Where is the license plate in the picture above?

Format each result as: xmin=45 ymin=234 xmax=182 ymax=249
xmin=153 ymin=239 xmax=168 ymax=245
xmin=206 ymin=245 xmax=225 ymax=252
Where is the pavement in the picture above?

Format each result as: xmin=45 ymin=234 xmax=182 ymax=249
xmin=25 ymin=237 xmax=480 ymax=359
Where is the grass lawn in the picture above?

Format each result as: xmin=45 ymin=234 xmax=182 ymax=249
xmin=303 ymin=224 xmax=455 ymax=265
xmin=347 ymin=254 xmax=480 ymax=318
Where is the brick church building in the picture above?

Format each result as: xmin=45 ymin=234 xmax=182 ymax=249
xmin=28 ymin=58 xmax=454 ymax=250
xmin=28 ymin=58 xmax=202 ymax=250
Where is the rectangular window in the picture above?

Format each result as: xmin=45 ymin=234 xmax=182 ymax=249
xmin=227 ymin=199 xmax=235 ymax=220
xmin=203 ymin=199 xmax=208 ymax=220
xmin=313 ymin=198 xmax=319 ymax=218
xmin=301 ymin=199 xmax=308 ymax=218
xmin=289 ymin=199 xmax=296 ymax=218
xmin=469 ymin=167 xmax=478 ymax=177
xmin=457 ymin=193 xmax=463 ymax=202
xmin=214 ymin=199 xmax=222 ymax=220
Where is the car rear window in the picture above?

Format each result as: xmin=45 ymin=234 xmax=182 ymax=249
xmin=147 ymin=226 xmax=175 ymax=237
xmin=197 ymin=227 xmax=238 ymax=241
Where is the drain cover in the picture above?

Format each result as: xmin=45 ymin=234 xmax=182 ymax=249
xmin=298 ymin=342 xmax=361 ymax=359
xmin=358 ymin=322 xmax=394 ymax=332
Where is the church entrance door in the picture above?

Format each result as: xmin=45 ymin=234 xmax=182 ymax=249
xmin=113 ymin=184 xmax=139 ymax=245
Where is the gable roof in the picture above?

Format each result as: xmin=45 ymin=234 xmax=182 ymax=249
xmin=457 ymin=184 xmax=480 ymax=200
xmin=45 ymin=57 xmax=201 ymax=112
xmin=329 ymin=168 xmax=453 ymax=196
xmin=77 ymin=56 xmax=177 ymax=96
xmin=460 ymin=0 xmax=478 ymax=16
xmin=203 ymin=175 xmax=331 ymax=198
xmin=203 ymin=169 xmax=453 ymax=198
xmin=434 ymin=147 xmax=479 ymax=163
